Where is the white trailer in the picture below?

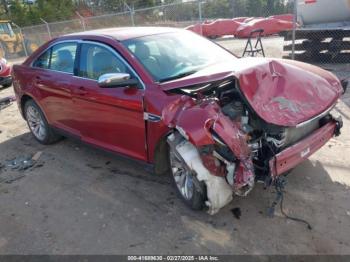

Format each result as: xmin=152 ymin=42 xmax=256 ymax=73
xmin=283 ymin=0 xmax=350 ymax=63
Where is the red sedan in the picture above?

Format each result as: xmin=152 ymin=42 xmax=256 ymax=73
xmin=12 ymin=27 xmax=344 ymax=214
xmin=0 ymin=57 xmax=12 ymax=88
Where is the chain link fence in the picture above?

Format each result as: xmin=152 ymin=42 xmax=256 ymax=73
xmin=12 ymin=0 xmax=293 ymax=59
xmin=3 ymin=0 xmax=349 ymax=79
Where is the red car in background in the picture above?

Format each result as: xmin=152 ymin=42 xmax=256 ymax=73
xmin=0 ymin=58 xmax=12 ymax=88
xmin=12 ymin=27 xmax=344 ymax=214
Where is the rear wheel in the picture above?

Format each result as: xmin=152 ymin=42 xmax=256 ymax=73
xmin=168 ymin=134 xmax=207 ymax=210
xmin=24 ymin=100 xmax=62 ymax=144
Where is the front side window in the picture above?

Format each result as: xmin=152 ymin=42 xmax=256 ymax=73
xmin=33 ymin=49 xmax=51 ymax=69
xmin=79 ymin=43 xmax=130 ymax=80
xmin=0 ymin=23 xmax=11 ymax=35
xmin=50 ymin=42 xmax=77 ymax=74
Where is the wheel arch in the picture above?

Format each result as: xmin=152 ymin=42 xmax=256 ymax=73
xmin=20 ymin=94 xmax=47 ymax=122
xmin=20 ymin=94 xmax=33 ymax=119
xmin=153 ymin=129 xmax=174 ymax=176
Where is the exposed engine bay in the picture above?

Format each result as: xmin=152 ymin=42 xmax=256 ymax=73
xmin=163 ymin=77 xmax=340 ymax=215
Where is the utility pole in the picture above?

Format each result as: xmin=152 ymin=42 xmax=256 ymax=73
xmin=124 ymin=2 xmax=135 ymax=26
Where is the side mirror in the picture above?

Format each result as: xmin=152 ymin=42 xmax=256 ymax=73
xmin=98 ymin=73 xmax=139 ymax=88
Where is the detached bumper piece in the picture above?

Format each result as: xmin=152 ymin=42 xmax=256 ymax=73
xmin=269 ymin=119 xmax=342 ymax=177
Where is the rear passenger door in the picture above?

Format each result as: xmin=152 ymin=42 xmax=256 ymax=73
xmin=70 ymin=41 xmax=147 ymax=161
xmin=32 ymin=41 xmax=79 ymax=134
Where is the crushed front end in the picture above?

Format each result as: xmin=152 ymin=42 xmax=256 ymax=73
xmin=162 ymin=74 xmax=343 ymax=214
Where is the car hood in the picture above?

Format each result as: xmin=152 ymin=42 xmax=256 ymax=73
xmin=160 ymin=57 xmax=343 ymax=126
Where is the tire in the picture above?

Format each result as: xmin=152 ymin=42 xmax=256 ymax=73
xmin=2 ymin=83 xmax=11 ymax=88
xmin=2 ymin=79 xmax=12 ymax=88
xmin=24 ymin=99 xmax=62 ymax=144
xmin=168 ymin=133 xmax=207 ymax=210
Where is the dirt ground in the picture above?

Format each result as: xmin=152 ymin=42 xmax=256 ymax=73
xmin=0 ymin=45 xmax=350 ymax=255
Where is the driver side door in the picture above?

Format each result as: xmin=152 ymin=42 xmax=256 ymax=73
xmin=70 ymin=41 xmax=147 ymax=161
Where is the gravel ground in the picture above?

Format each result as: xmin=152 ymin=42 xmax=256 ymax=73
xmin=0 ymin=44 xmax=350 ymax=255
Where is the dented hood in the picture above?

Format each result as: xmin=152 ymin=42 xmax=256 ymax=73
xmin=161 ymin=58 xmax=343 ymax=126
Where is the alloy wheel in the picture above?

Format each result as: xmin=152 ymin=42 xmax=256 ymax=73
xmin=26 ymin=105 xmax=47 ymax=141
xmin=169 ymin=149 xmax=194 ymax=200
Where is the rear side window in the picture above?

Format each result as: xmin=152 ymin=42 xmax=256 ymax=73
xmin=50 ymin=42 xmax=77 ymax=74
xmin=33 ymin=49 xmax=51 ymax=69
xmin=32 ymin=42 xmax=77 ymax=73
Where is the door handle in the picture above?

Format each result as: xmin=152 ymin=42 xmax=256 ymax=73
xmin=75 ymin=86 xmax=88 ymax=96
xmin=35 ymin=76 xmax=44 ymax=85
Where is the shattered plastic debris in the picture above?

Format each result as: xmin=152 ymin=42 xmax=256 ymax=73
xmin=6 ymin=156 xmax=35 ymax=171
xmin=0 ymin=152 xmax=44 ymax=184
xmin=0 ymin=96 xmax=16 ymax=111
xmin=6 ymin=151 xmax=43 ymax=171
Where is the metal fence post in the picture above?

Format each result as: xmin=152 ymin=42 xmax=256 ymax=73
xmin=124 ymin=3 xmax=135 ymax=26
xmin=76 ymin=11 xmax=86 ymax=31
xmin=131 ymin=6 xmax=135 ymax=26
xmin=12 ymin=23 xmax=28 ymax=57
xmin=291 ymin=0 xmax=298 ymax=60
xmin=40 ymin=18 xmax=52 ymax=39
xmin=198 ymin=0 xmax=202 ymax=35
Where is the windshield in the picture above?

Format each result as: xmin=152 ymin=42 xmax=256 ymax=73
xmin=0 ymin=23 xmax=12 ymax=35
xmin=122 ymin=31 xmax=235 ymax=82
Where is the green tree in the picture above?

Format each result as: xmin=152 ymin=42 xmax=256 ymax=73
xmin=246 ymin=0 xmax=264 ymax=17
xmin=203 ymin=0 xmax=232 ymax=19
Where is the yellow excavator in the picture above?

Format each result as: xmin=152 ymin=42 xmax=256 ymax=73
xmin=0 ymin=20 xmax=38 ymax=58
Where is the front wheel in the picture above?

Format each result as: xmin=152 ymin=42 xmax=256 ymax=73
xmin=168 ymin=134 xmax=207 ymax=210
xmin=1 ymin=79 xmax=12 ymax=88
xmin=24 ymin=100 xmax=62 ymax=144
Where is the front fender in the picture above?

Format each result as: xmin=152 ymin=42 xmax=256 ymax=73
xmin=162 ymin=96 xmax=251 ymax=159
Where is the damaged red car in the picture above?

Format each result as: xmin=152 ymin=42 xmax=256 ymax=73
xmin=0 ymin=57 xmax=12 ymax=88
xmin=12 ymin=27 xmax=344 ymax=214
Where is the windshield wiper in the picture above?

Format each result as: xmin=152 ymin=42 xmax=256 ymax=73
xmin=159 ymin=70 xmax=197 ymax=83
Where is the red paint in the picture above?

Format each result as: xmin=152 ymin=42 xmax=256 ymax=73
xmin=305 ymin=0 xmax=317 ymax=4
xmin=0 ymin=59 xmax=11 ymax=76
xmin=161 ymin=58 xmax=343 ymax=127
xmin=162 ymin=95 xmax=255 ymax=188
xmin=233 ymin=161 xmax=254 ymax=192
xmin=201 ymin=154 xmax=226 ymax=177
xmin=0 ymin=58 xmax=12 ymax=86
xmin=12 ymin=28 xmax=342 ymax=183
xmin=162 ymin=97 xmax=217 ymax=146
xmin=185 ymin=14 xmax=294 ymax=38
xmin=235 ymin=17 xmax=293 ymax=38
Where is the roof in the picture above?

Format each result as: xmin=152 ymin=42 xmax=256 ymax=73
xmin=67 ymin=27 xmax=183 ymax=41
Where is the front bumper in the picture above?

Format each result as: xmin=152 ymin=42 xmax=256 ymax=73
xmin=0 ymin=76 xmax=12 ymax=86
xmin=269 ymin=118 xmax=342 ymax=177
